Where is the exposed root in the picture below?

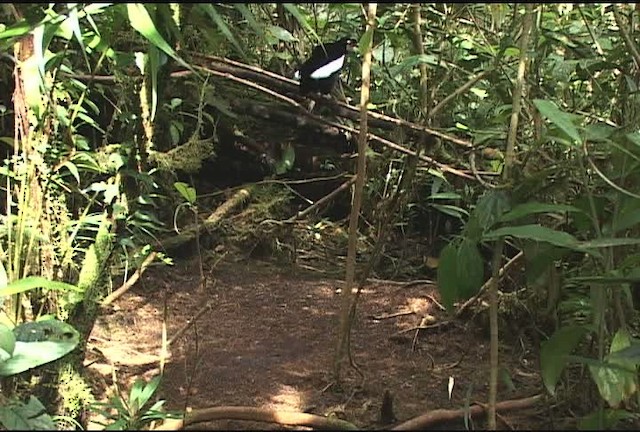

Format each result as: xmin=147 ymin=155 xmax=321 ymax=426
xmin=156 ymin=406 xmax=359 ymax=430
xmin=391 ymin=394 xmax=542 ymax=430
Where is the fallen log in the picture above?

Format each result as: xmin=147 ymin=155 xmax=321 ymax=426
xmin=160 ymin=187 xmax=252 ymax=251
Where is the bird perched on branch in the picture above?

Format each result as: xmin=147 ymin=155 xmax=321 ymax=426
xmin=294 ymin=37 xmax=357 ymax=96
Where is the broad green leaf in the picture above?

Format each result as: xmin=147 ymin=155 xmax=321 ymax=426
xmin=0 ymin=20 xmax=34 ymax=40
xmin=205 ymin=92 xmax=238 ymax=119
xmin=437 ymin=239 xmax=483 ymax=311
xmin=611 ymin=198 xmax=640 ymax=234
xmin=456 ymin=238 xmax=484 ymax=299
xmin=61 ymin=161 xmax=80 ymax=184
xmin=0 ymin=340 xmax=78 ymax=376
xmin=359 ymin=27 xmax=374 ymax=55
xmin=585 ymin=123 xmax=615 ymax=142
xmin=126 ymin=4 xmax=195 ymax=74
xmin=174 ymin=182 xmax=196 ymax=204
xmin=13 ymin=320 xmax=78 ymax=343
xmin=626 ymin=132 xmax=640 ymax=148
xmin=429 ymin=192 xmax=462 ymax=200
xmin=437 ymin=243 xmax=459 ymax=311
xmin=533 ymin=99 xmax=582 ymax=145
xmin=483 ymin=224 xmax=580 ymax=249
xmin=569 ymin=275 xmax=640 ymax=285
xmin=234 ymin=4 xmax=264 ymax=37
xmin=589 ymin=329 xmax=638 ymax=408
xmin=200 ymin=4 xmax=247 ymax=60
xmin=580 ymin=238 xmax=640 ymax=248
xmin=609 ymin=341 xmax=640 ymax=364
xmin=389 ymin=54 xmax=438 ymax=77
xmin=267 ymin=25 xmax=296 ymax=42
xmin=275 ymin=144 xmax=295 ymax=175
xmin=578 ymin=408 xmax=636 ymax=431
xmin=540 ymin=325 xmax=589 ymax=395
xmin=149 ymin=45 xmax=161 ymax=121
xmin=0 ymin=324 xmax=16 ymax=356
xmin=133 ymin=376 xmax=161 ymax=409
xmin=0 ymin=277 xmax=81 ymax=297
xmin=499 ymin=367 xmax=516 ymax=392
xmin=589 ymin=364 xmax=637 ymax=408
xmin=430 ymin=204 xmax=468 ymax=219
xmin=474 ymin=190 xmax=511 ymax=231
xmin=0 ymin=321 xmax=79 ymax=376
xmin=499 ymin=202 xmax=584 ymax=223
xmin=522 ymin=242 xmax=568 ymax=287
xmin=282 ymin=4 xmax=321 ymax=45
xmin=0 ymin=396 xmax=55 ymax=430
xmin=67 ymin=3 xmax=91 ymax=72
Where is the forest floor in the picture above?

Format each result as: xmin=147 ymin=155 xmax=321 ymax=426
xmin=84 ymin=256 xmax=556 ymax=430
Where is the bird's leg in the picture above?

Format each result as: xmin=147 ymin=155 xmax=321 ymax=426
xmin=306 ymin=98 xmax=316 ymax=112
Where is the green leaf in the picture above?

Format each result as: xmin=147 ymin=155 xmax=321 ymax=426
xmin=0 ymin=20 xmax=34 ymax=41
xmin=389 ymin=54 xmax=438 ymax=77
xmin=67 ymin=3 xmax=92 ymax=72
xmin=474 ymin=190 xmax=511 ymax=232
xmin=267 ymin=25 xmax=296 ymax=43
xmin=533 ymin=99 xmax=582 ymax=145
xmin=134 ymin=376 xmax=161 ymax=409
xmin=499 ymin=202 xmax=585 ymax=224
xmin=359 ymin=27 xmax=374 ymax=54
xmin=0 ymin=324 xmax=16 ymax=357
xmin=282 ymin=4 xmax=321 ymax=46
xmin=234 ymin=4 xmax=264 ymax=37
xmin=579 ymin=238 xmax=640 ymax=249
xmin=499 ymin=367 xmax=516 ymax=392
xmin=0 ymin=277 xmax=81 ymax=297
xmin=0 ymin=339 xmax=79 ymax=376
xmin=13 ymin=320 xmax=79 ymax=343
xmin=200 ymin=4 xmax=247 ymax=60
xmin=578 ymin=408 xmax=636 ymax=430
xmin=589 ymin=363 xmax=637 ymax=408
xmin=0 ymin=396 xmax=55 ymax=430
xmin=126 ymin=4 xmax=196 ymax=74
xmin=483 ymin=224 xmax=580 ymax=249
xmin=430 ymin=204 xmax=468 ymax=219
xmin=540 ymin=325 xmax=589 ymax=395
xmin=205 ymin=92 xmax=238 ymax=119
xmin=275 ymin=144 xmax=295 ymax=175
xmin=429 ymin=192 xmax=462 ymax=200
xmin=612 ymin=198 xmax=640 ymax=234
xmin=522 ymin=242 xmax=569 ymax=288
xmin=61 ymin=161 xmax=80 ymax=184
xmin=437 ymin=243 xmax=459 ymax=311
xmin=437 ymin=239 xmax=484 ymax=311
xmin=456 ymin=238 xmax=484 ymax=299
xmin=589 ymin=328 xmax=639 ymax=408
xmin=174 ymin=182 xmax=196 ymax=204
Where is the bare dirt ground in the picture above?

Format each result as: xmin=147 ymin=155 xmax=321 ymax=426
xmin=85 ymin=257 xmax=553 ymax=430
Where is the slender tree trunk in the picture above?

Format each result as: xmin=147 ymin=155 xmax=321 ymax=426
xmin=333 ymin=3 xmax=378 ymax=385
xmin=487 ymin=3 xmax=535 ymax=429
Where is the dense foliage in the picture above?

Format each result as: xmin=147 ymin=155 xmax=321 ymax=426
xmin=1 ymin=3 xmax=640 ymax=430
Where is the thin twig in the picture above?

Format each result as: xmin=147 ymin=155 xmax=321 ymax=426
xmin=101 ymin=252 xmax=157 ymax=306
xmin=168 ymin=302 xmax=213 ymax=347
xmin=393 ymin=251 xmax=524 ymax=336
xmin=612 ymin=5 xmax=640 ymax=70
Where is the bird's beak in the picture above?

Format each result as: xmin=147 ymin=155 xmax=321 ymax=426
xmin=346 ymin=39 xmax=357 ymax=52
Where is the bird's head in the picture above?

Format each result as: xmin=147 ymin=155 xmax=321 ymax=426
xmin=343 ymin=37 xmax=357 ymax=53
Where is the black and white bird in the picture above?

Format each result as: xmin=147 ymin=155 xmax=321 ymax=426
xmin=294 ymin=37 xmax=357 ymax=96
